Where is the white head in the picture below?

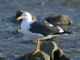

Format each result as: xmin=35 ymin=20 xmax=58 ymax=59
xmin=16 ymin=11 xmax=37 ymax=34
xmin=16 ymin=11 xmax=36 ymax=23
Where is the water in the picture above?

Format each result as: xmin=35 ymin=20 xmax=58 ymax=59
xmin=0 ymin=0 xmax=80 ymax=60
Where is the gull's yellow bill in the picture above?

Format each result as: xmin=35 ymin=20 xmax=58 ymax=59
xmin=16 ymin=16 xmax=23 ymax=21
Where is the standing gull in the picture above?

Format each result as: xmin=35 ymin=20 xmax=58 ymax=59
xmin=16 ymin=11 xmax=70 ymax=54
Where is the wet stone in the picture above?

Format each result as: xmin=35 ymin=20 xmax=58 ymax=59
xmin=16 ymin=51 xmax=50 ymax=60
xmin=41 ymin=41 xmax=71 ymax=60
xmin=16 ymin=41 xmax=71 ymax=60
xmin=0 ymin=53 xmax=6 ymax=60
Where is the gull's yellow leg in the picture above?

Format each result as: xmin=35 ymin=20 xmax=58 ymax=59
xmin=16 ymin=28 xmax=22 ymax=32
xmin=32 ymin=39 xmax=40 ymax=55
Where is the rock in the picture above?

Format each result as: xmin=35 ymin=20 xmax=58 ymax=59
xmin=16 ymin=40 xmax=71 ymax=60
xmin=53 ymin=48 xmax=71 ymax=60
xmin=31 ymin=51 xmax=50 ymax=60
xmin=41 ymin=41 xmax=71 ymax=60
xmin=16 ymin=51 xmax=50 ymax=60
xmin=0 ymin=52 xmax=6 ymax=60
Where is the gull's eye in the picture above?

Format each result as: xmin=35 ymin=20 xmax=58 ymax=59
xmin=22 ymin=13 xmax=27 ymax=16
xmin=24 ymin=14 xmax=27 ymax=16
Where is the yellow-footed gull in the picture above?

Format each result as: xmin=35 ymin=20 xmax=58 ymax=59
xmin=16 ymin=11 xmax=70 ymax=55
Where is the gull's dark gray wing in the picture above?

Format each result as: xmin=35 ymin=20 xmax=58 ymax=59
xmin=29 ymin=22 xmax=61 ymax=36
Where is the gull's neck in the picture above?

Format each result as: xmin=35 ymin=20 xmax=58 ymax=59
xmin=25 ymin=19 xmax=33 ymax=23
xmin=24 ymin=16 xmax=35 ymax=24
xmin=21 ymin=17 xmax=33 ymax=32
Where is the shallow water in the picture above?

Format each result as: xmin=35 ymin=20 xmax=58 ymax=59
xmin=0 ymin=0 xmax=80 ymax=60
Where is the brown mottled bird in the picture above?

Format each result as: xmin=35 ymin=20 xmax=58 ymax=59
xmin=44 ymin=15 xmax=72 ymax=25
